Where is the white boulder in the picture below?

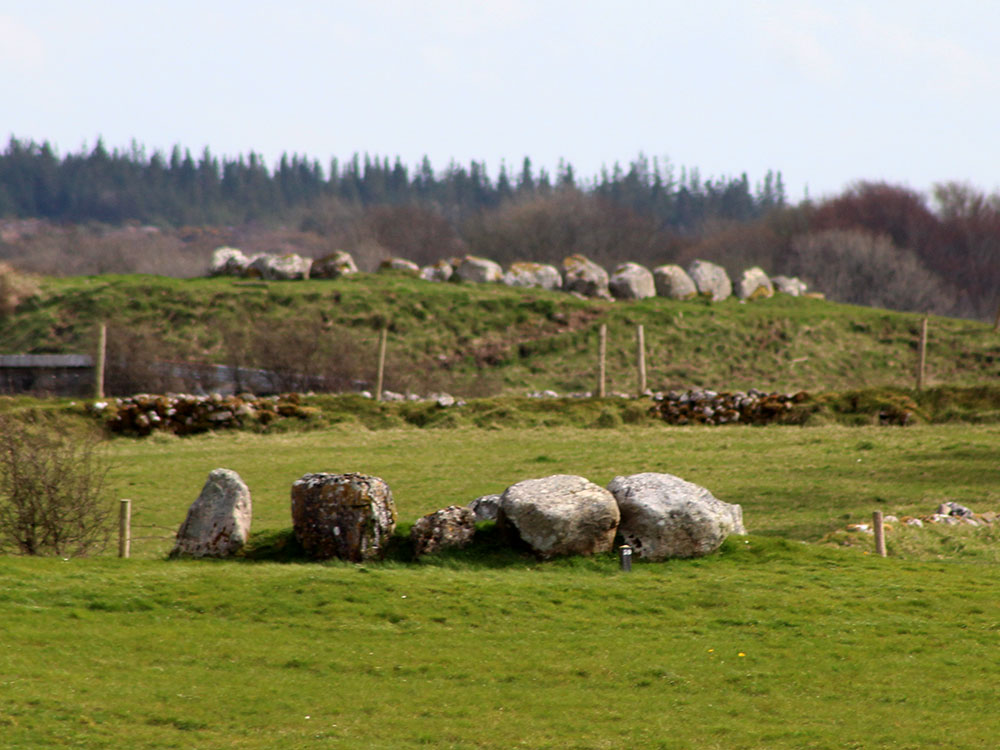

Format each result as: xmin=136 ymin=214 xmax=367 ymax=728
xmin=607 ymin=472 xmax=745 ymax=560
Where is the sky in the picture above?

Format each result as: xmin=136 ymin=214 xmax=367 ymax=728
xmin=1 ymin=0 xmax=998 ymax=202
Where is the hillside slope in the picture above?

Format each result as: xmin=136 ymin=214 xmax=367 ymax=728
xmin=2 ymin=272 xmax=998 ymax=396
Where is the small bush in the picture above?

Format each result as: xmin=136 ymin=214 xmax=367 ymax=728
xmin=0 ymin=262 xmax=39 ymax=317
xmin=0 ymin=417 xmax=112 ymax=556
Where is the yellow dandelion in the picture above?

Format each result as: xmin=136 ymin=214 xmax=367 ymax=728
xmin=707 ymin=648 xmax=714 ymax=653
xmin=737 ymin=652 xmax=746 ymax=657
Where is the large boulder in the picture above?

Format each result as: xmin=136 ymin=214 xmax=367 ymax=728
xmin=609 ymin=262 xmax=655 ymax=300
xmin=687 ymin=260 xmax=732 ymax=302
xmin=248 ymin=253 xmax=311 ymax=280
xmin=503 ymin=261 xmax=563 ymax=291
xmin=653 ymin=264 xmax=697 ymax=299
xmin=420 ymin=260 xmax=454 ymax=282
xmin=454 ymin=255 xmax=503 ymax=283
xmin=607 ymin=472 xmax=745 ymax=560
xmin=410 ymin=505 xmax=477 ymax=557
xmin=209 ymin=247 xmax=250 ymax=277
xmin=771 ymin=275 xmax=808 ymax=296
xmin=378 ymin=257 xmax=421 ymax=275
xmin=498 ymin=474 xmax=620 ymax=559
xmin=171 ymin=468 xmax=252 ymax=558
xmin=562 ymin=255 xmax=612 ymax=299
xmin=291 ymin=473 xmax=397 ymax=562
xmin=310 ymin=250 xmax=358 ymax=279
xmin=737 ymin=267 xmax=774 ymax=300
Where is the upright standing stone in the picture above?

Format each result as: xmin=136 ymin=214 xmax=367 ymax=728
xmin=609 ymin=262 xmax=655 ymax=300
xmin=687 ymin=260 xmax=732 ymax=302
xmin=737 ymin=267 xmax=774 ymax=300
xmin=454 ymin=255 xmax=503 ymax=283
xmin=171 ymin=468 xmax=252 ymax=558
xmin=653 ymin=264 xmax=697 ymax=299
xmin=291 ymin=473 xmax=397 ymax=561
xmin=562 ymin=255 xmax=612 ymax=299
xmin=502 ymin=261 xmax=563 ymax=290
xmin=209 ymin=247 xmax=250 ymax=277
xmin=310 ymin=250 xmax=358 ymax=279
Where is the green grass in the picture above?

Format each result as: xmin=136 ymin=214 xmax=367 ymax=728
xmin=2 ymin=539 xmax=999 ymax=749
xmin=97 ymin=423 xmax=1000 ymax=560
xmin=2 ymin=273 xmax=998 ymax=395
xmin=2 ymin=424 xmax=999 ymax=747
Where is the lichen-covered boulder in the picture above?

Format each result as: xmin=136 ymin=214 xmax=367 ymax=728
xmin=687 ymin=260 xmax=732 ymax=302
xmin=291 ymin=473 xmax=397 ymax=561
xmin=737 ymin=267 xmax=774 ymax=300
xmin=498 ymin=474 xmax=620 ymax=559
xmin=653 ymin=264 xmax=697 ymax=299
xmin=468 ymin=493 xmax=502 ymax=522
xmin=310 ymin=250 xmax=358 ymax=279
xmin=248 ymin=253 xmax=311 ymax=280
xmin=607 ymin=472 xmax=745 ymax=560
xmin=420 ymin=260 xmax=454 ymax=282
xmin=171 ymin=468 xmax=252 ymax=558
xmin=562 ymin=255 xmax=612 ymax=299
xmin=772 ymin=275 xmax=808 ymax=296
xmin=502 ymin=261 xmax=563 ymax=291
xmin=609 ymin=262 xmax=655 ymax=300
xmin=209 ymin=247 xmax=250 ymax=277
xmin=454 ymin=255 xmax=503 ymax=283
xmin=410 ymin=505 xmax=476 ymax=557
xmin=378 ymin=257 xmax=421 ymax=275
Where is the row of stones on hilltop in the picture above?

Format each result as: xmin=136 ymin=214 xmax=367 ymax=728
xmin=209 ymin=246 xmax=816 ymax=302
xmin=171 ymin=468 xmax=746 ymax=563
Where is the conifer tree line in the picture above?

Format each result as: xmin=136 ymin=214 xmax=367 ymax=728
xmin=0 ymin=136 xmax=783 ymax=231
xmin=1 ymin=136 xmax=998 ymax=321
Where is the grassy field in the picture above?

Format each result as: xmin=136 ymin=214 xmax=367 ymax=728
xmin=2 ymin=272 xmax=998 ymax=395
xmin=3 ymin=423 xmax=999 ymax=748
xmin=3 ymin=272 xmax=1000 ymax=748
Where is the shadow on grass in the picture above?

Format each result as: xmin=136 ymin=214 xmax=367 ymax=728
xmin=236 ymin=522 xmax=539 ymax=568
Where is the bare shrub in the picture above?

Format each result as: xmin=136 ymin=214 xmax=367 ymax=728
xmin=0 ymin=261 xmax=39 ymax=317
xmin=785 ymin=229 xmax=955 ymax=314
xmin=104 ymin=322 xmax=190 ymax=395
xmin=0 ymin=417 xmax=112 ymax=556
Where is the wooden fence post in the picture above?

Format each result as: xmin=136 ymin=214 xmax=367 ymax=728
xmin=872 ymin=510 xmax=886 ymax=558
xmin=118 ymin=499 xmax=131 ymax=559
xmin=916 ymin=317 xmax=928 ymax=391
xmin=94 ymin=322 xmax=107 ymax=399
xmin=375 ymin=325 xmax=388 ymax=402
xmin=636 ymin=324 xmax=647 ymax=396
xmin=598 ymin=324 xmax=607 ymax=398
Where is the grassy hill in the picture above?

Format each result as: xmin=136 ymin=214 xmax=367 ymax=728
xmin=2 ymin=272 xmax=998 ymax=398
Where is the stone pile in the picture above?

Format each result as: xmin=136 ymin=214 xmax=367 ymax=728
xmin=846 ymin=502 xmax=997 ymax=534
xmin=89 ymin=392 xmax=311 ymax=435
xmin=651 ymin=389 xmax=809 ymax=426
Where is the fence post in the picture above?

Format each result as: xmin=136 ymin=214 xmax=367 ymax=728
xmin=993 ymin=300 xmax=1000 ymax=332
xmin=872 ymin=510 xmax=886 ymax=558
xmin=916 ymin=317 xmax=928 ymax=391
xmin=636 ymin=324 xmax=647 ymax=396
xmin=375 ymin=325 xmax=388 ymax=402
xmin=118 ymin=499 xmax=131 ymax=559
xmin=598 ymin=324 xmax=607 ymax=398
xmin=94 ymin=322 xmax=107 ymax=399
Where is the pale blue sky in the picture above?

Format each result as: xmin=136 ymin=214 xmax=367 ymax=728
xmin=2 ymin=0 xmax=997 ymax=201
